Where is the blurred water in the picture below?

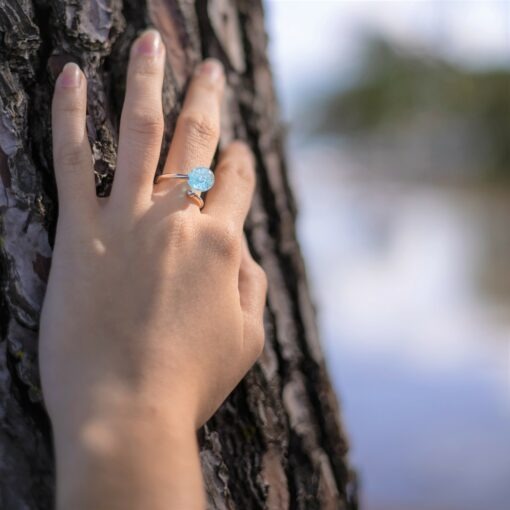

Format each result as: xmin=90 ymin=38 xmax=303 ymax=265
xmin=264 ymin=1 xmax=510 ymax=507
xmin=288 ymin=139 xmax=510 ymax=510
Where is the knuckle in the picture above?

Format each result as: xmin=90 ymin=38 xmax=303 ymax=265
xmin=127 ymin=108 xmax=164 ymax=137
xmin=201 ymin=220 xmax=239 ymax=261
xmin=56 ymin=146 xmax=88 ymax=169
xmin=53 ymin=89 xmax=85 ymax=114
xmin=179 ymin=112 xmax=219 ymax=146
xmin=56 ymin=100 xmax=83 ymax=115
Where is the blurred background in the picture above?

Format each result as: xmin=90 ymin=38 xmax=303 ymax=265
xmin=264 ymin=1 xmax=510 ymax=509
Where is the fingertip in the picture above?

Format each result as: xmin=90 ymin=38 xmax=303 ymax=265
xmin=193 ymin=58 xmax=225 ymax=91
xmin=131 ymin=28 xmax=164 ymax=58
xmin=53 ymin=63 xmax=87 ymax=117
xmin=126 ymin=28 xmax=165 ymax=81
xmin=56 ymin=62 xmax=83 ymax=89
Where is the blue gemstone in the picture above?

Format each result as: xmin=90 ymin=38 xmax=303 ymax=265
xmin=188 ymin=167 xmax=215 ymax=192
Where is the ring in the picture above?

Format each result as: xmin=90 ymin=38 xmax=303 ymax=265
xmin=155 ymin=167 xmax=214 ymax=209
xmin=186 ymin=190 xmax=204 ymax=208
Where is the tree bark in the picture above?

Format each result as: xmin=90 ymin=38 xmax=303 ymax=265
xmin=0 ymin=1 xmax=358 ymax=509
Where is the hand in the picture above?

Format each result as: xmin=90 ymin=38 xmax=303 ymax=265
xmin=39 ymin=29 xmax=267 ymax=510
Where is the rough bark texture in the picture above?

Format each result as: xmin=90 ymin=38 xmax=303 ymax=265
xmin=0 ymin=1 xmax=358 ymax=509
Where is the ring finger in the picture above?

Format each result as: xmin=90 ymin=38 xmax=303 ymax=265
xmin=158 ymin=59 xmax=224 ymax=201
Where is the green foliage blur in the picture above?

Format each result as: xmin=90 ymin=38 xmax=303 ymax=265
xmin=316 ymin=37 xmax=510 ymax=180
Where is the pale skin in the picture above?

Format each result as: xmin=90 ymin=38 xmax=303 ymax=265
xmin=39 ymin=29 xmax=267 ymax=510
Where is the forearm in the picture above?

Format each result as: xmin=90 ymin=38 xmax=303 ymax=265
xmin=54 ymin=413 xmax=205 ymax=510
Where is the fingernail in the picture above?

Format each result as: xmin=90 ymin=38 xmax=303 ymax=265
xmin=195 ymin=59 xmax=224 ymax=83
xmin=58 ymin=62 xmax=81 ymax=88
xmin=136 ymin=28 xmax=162 ymax=56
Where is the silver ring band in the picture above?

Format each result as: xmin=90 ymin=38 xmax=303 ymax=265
xmin=154 ymin=173 xmax=188 ymax=184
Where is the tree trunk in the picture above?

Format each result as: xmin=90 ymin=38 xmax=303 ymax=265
xmin=0 ymin=1 xmax=358 ymax=508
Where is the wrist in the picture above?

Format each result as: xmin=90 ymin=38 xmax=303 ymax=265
xmin=53 ymin=402 xmax=204 ymax=510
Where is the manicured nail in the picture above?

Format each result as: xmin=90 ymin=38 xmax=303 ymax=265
xmin=58 ymin=62 xmax=81 ymax=88
xmin=195 ymin=59 xmax=224 ymax=83
xmin=136 ymin=28 xmax=162 ymax=56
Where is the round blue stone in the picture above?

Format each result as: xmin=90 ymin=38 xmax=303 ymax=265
xmin=188 ymin=167 xmax=215 ymax=192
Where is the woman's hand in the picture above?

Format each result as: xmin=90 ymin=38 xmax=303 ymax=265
xmin=39 ymin=29 xmax=267 ymax=510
